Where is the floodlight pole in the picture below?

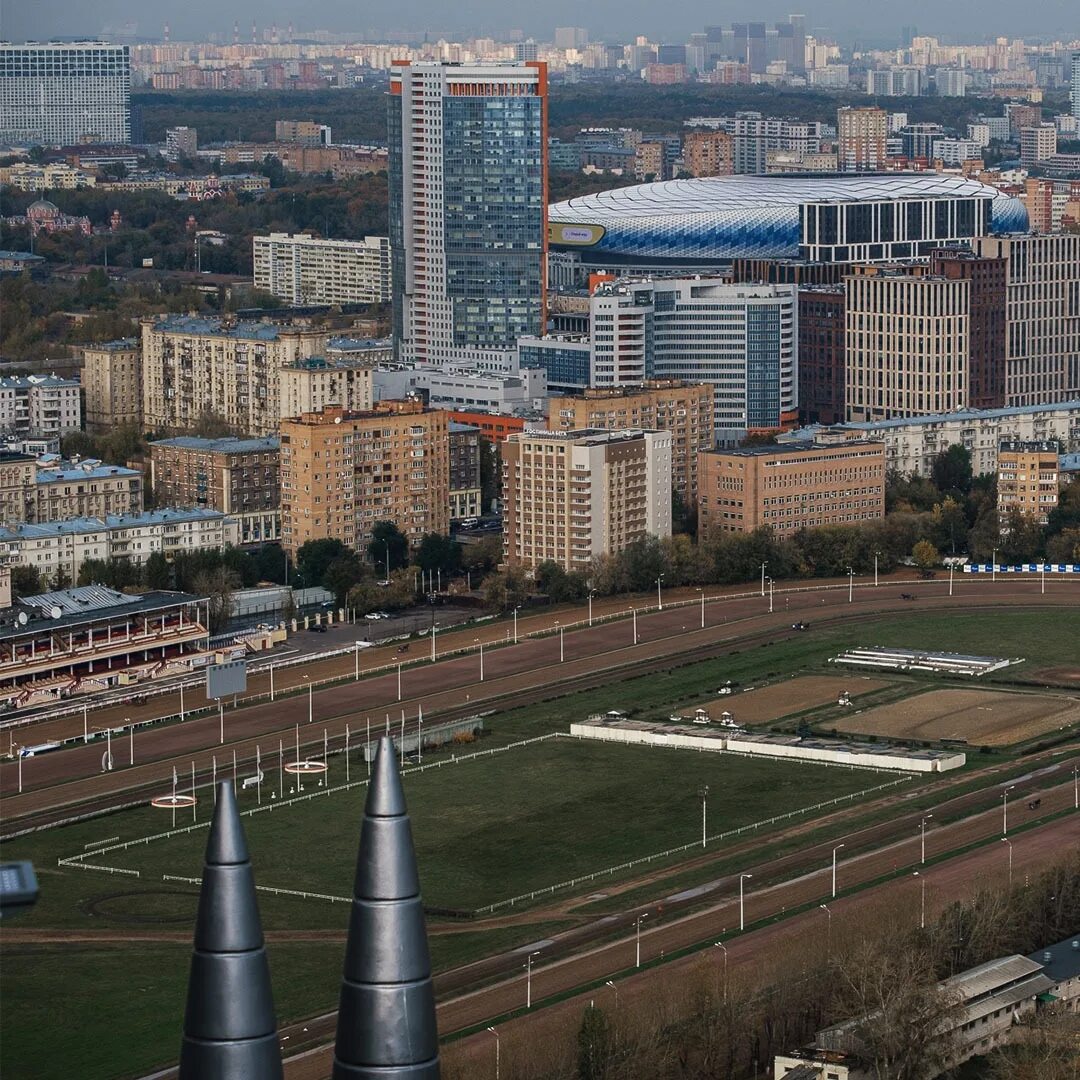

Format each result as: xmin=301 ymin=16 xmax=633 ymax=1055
xmin=1001 ymin=837 xmax=1013 ymax=886
xmin=921 ymin=813 xmax=933 ymax=865
xmin=739 ymin=873 xmax=753 ymax=931
xmin=636 ymin=913 xmax=648 ymax=968
xmin=761 ymin=562 xmax=767 ymax=597
xmin=832 ymin=843 xmax=845 ymax=898
xmin=217 ymin=698 xmax=223 ymax=745
xmin=698 ymin=589 xmax=705 ymax=629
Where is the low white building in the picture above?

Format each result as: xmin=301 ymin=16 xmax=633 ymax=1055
xmin=0 ymin=509 xmax=230 ymax=585
xmin=253 ymin=232 xmax=392 ymax=306
xmin=0 ymin=375 xmax=82 ymax=439
xmin=372 ymin=365 xmax=548 ymax=414
xmin=782 ymin=401 xmax=1080 ymax=478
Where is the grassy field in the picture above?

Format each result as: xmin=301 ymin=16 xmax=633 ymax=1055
xmin=3 ymin=608 xmax=1076 ymax=1080
xmin=91 ymin=739 xmax=888 ymax=911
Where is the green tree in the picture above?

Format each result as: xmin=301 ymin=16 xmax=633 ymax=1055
xmin=193 ymin=566 xmax=240 ymax=634
xmin=145 ymin=552 xmax=172 ymax=590
xmin=415 ymin=533 xmax=461 ymax=575
xmin=577 ymin=1003 xmax=611 ymax=1080
xmin=323 ymin=553 xmax=367 ymax=606
xmin=9 ymin=565 xmax=43 ymax=600
xmin=483 ymin=565 xmax=529 ymax=612
xmin=367 ymin=522 xmax=409 ymax=573
xmin=296 ymin=538 xmax=349 ymax=589
xmin=930 ymin=444 xmax=973 ymax=499
xmin=478 ymin=439 xmax=500 ymax=512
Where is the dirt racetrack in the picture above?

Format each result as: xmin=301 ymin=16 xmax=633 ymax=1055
xmin=833 ymin=687 xmax=1080 ymax=745
xmin=701 ymin=674 xmax=890 ymax=724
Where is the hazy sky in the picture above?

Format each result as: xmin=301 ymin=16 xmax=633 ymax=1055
xmin=2 ymin=0 xmax=1077 ymax=46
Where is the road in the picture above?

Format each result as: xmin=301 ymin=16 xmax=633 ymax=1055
xmin=4 ymin=575 xmax=1077 ymax=824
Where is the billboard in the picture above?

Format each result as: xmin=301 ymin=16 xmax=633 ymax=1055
xmin=206 ymin=659 xmax=248 ymax=701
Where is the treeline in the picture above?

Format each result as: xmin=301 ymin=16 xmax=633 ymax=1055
xmin=448 ymin=850 xmax=1080 ymax=1080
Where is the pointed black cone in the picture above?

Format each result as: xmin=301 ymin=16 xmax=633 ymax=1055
xmin=179 ymin=781 xmax=283 ymax=1080
xmin=333 ymin=737 xmax=440 ymax=1079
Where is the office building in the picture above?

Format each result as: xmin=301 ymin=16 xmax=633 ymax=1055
xmin=149 ymin=436 xmax=280 ymax=515
xmin=163 ymin=126 xmax=198 ymax=162
xmin=973 ymin=234 xmax=1080 ymax=406
xmin=1019 ymin=123 xmax=1057 ymax=166
xmin=698 ymin=439 xmax=885 ymax=539
xmin=448 ymin=423 xmax=482 ymax=521
xmin=252 ymin=233 xmax=391 ymax=306
xmin=997 ymin=440 xmax=1060 ymax=526
xmin=141 ymin=316 xmax=328 ymax=437
xmin=845 ymin=270 xmax=970 ymax=422
xmin=588 ymin=278 xmax=798 ymax=445
xmin=547 ymin=382 xmax=714 ymax=502
xmin=389 ymin=61 xmax=547 ymax=366
xmin=279 ymin=354 xmax=381 ymax=420
xmin=501 ymin=429 xmax=672 ymax=573
xmin=682 ymin=131 xmax=735 ymax=177
xmin=0 ymin=41 xmax=131 ymax=145
xmin=0 ymin=375 xmax=81 ymax=439
xmin=374 ymin=365 xmax=547 ymax=415
xmin=554 ymin=28 xmax=589 ymax=50
xmin=81 ymin=339 xmax=141 ymax=432
xmin=446 ymin=411 xmax=529 ymax=443
xmin=1072 ymin=53 xmax=1080 ymax=122
xmin=782 ymin=401 xmax=1080 ymax=479
xmin=798 ymin=286 xmax=846 ymax=425
xmin=836 ymin=107 xmax=887 ymax=172
xmin=900 ymin=122 xmax=945 ymax=159
xmin=929 ymin=247 xmax=1007 ymax=410
xmin=279 ymin=401 xmax=449 ymax=556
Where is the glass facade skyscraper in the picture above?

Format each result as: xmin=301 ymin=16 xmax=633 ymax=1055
xmin=389 ymin=61 xmax=547 ymax=365
xmin=0 ymin=42 xmax=131 ymax=145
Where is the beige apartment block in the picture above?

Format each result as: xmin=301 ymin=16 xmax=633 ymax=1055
xmin=698 ymin=440 xmax=886 ymax=539
xmin=0 ymin=452 xmax=142 ymax=524
xmin=141 ymin=316 xmax=328 ymax=437
xmin=279 ymin=355 xmax=381 ymax=420
xmin=972 ymin=234 xmax=1080 ymax=406
xmin=149 ymin=436 xmax=280 ymax=514
xmin=252 ymin=233 xmax=391 ymax=306
xmin=279 ymin=402 xmax=449 ymax=556
xmin=82 ymin=339 xmax=142 ymax=432
xmin=547 ymin=381 xmax=714 ymax=502
xmin=997 ymin=440 xmax=1060 ymax=526
xmin=845 ymin=271 xmax=970 ymax=422
xmin=0 ymin=452 xmax=36 ymax=524
xmin=682 ymin=131 xmax=734 ymax=176
xmin=501 ymin=429 xmax=672 ymax=573
xmin=837 ymin=106 xmax=887 ymax=172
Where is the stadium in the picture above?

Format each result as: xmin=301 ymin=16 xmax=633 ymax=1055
xmin=547 ymin=174 xmax=1028 ymax=269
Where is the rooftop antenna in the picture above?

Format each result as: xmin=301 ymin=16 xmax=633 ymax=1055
xmin=178 ymin=782 xmax=283 ymax=1079
xmin=164 ymin=22 xmax=170 ymax=43
xmin=332 ymin=738 xmax=439 ymax=1078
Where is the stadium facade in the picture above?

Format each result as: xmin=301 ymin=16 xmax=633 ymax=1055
xmin=547 ymin=174 xmax=1028 ymax=283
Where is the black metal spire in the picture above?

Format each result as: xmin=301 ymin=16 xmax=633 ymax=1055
xmin=179 ymin=781 xmax=283 ymax=1080
xmin=333 ymin=736 xmax=440 ymax=1079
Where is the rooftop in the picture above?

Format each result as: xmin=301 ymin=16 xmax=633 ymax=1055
xmin=149 ymin=436 xmax=280 ymax=454
xmin=85 ymin=338 xmax=138 ymax=351
xmin=0 ymin=507 xmax=226 ymax=540
xmin=0 ymin=374 xmax=79 ymax=389
xmin=707 ymin=439 xmax=884 ymax=458
xmin=36 ymin=458 xmax=141 ymax=483
xmin=147 ymin=316 xmax=312 ymax=341
xmin=0 ymin=249 xmax=44 ymax=261
xmin=4 ymin=587 xmax=204 ymax=639
xmin=1029 ymin=937 xmax=1080 ymax=986
xmin=284 ymin=354 xmax=383 ymax=371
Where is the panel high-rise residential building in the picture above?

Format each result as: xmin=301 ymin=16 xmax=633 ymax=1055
xmin=388 ymin=61 xmax=547 ymax=366
xmin=1072 ymin=53 xmax=1080 ymax=121
xmin=0 ymin=41 xmax=131 ymax=145
xmin=837 ymin=107 xmax=887 ymax=172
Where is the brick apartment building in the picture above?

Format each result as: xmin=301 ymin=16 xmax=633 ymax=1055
xmin=997 ymin=440 xmax=1060 ymax=526
xmin=149 ymin=436 xmax=280 ymax=514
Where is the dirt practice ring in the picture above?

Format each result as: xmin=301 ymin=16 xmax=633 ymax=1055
xmin=700 ymin=675 xmax=892 ymax=725
xmin=832 ymin=688 xmax=1080 ymax=746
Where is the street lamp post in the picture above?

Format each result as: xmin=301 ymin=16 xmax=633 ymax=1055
xmin=698 ymin=588 xmax=705 ymax=629
xmin=761 ymin=562 xmax=767 ymax=597
xmin=950 ymin=560 xmax=955 ymax=598
xmin=768 ymin=577 xmax=774 ymax=614
xmin=739 ymin=873 xmax=753 ymax=931
xmin=487 ymin=1027 xmax=499 ymax=1080
xmin=558 ymin=623 xmax=564 ymax=663
xmin=128 ymin=717 xmax=133 ymax=765
xmin=656 ymin=574 xmax=664 ymax=611
xmin=992 ymin=548 xmax=998 ymax=584
xmin=699 ymin=785 xmax=709 ymax=848
xmin=431 ymin=621 xmax=437 ymax=662
xmin=605 ymin=979 xmax=619 ymax=1011
xmin=921 ymin=813 xmax=933 ymax=865
xmin=874 ymin=550 xmax=881 ymax=587
xmin=513 ymin=606 xmax=520 ymax=644
xmin=714 ymin=941 xmax=728 ymax=1002
xmin=1001 ymin=837 xmax=1013 ymax=886
xmin=847 ymin=567 xmax=854 ymax=603
xmin=631 ymin=607 xmax=638 ymax=645
xmin=832 ymin=843 xmax=845 ymax=898
xmin=587 ymin=592 xmax=595 ymax=627
xmin=820 ymin=903 xmax=832 ymax=949
xmin=635 ymin=913 xmax=648 ymax=968
xmin=1074 ymin=765 xmax=1078 ymax=810
xmin=1003 ymin=785 xmax=1015 ymax=836
xmin=354 ymin=641 xmax=362 ymax=681
xmin=913 ymin=872 xmax=926 ymax=929
xmin=525 ymin=950 xmax=540 ymax=1008
xmin=217 ymin=698 xmax=223 ymax=745
xmin=306 ymin=677 xmax=313 ymax=725
xmin=477 ymin=638 xmax=484 ymax=681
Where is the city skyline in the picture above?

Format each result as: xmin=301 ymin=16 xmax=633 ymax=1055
xmin=3 ymin=0 xmax=1079 ymax=47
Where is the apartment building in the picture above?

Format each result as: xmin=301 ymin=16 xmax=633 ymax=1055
xmin=681 ymin=130 xmax=734 ymax=177
xmin=1019 ymin=123 xmax=1057 ymax=166
xmin=141 ymin=316 xmax=328 ymax=437
xmin=836 ymin=106 xmax=887 ymax=172
xmin=845 ymin=270 xmax=970 ymax=422
xmin=972 ymin=234 xmax=1080 ymax=406
xmin=81 ymin=339 xmax=142 ymax=432
xmin=0 ymin=509 xmax=229 ymax=585
xmin=501 ymin=429 xmax=672 ymax=573
xmin=547 ymin=382 xmax=714 ymax=503
xmin=252 ymin=233 xmax=392 ymax=306
xmin=280 ymin=355 xmax=380 ymax=420
xmin=149 ymin=436 xmax=280 ymax=514
xmin=0 ymin=452 xmax=36 ymax=525
xmin=782 ymin=401 xmax=1080 ymax=478
xmin=279 ymin=402 xmax=449 ymax=556
xmin=697 ymin=440 xmax=885 ymax=539
xmin=997 ymin=440 xmax=1060 ymax=526
xmin=449 ymin=423 xmax=483 ymax=521
xmin=0 ymin=375 xmax=82 ymax=439
xmin=274 ymin=120 xmax=331 ymax=146
xmin=798 ymin=286 xmax=846 ymax=425
xmin=1 ymin=453 xmax=141 ymax=525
